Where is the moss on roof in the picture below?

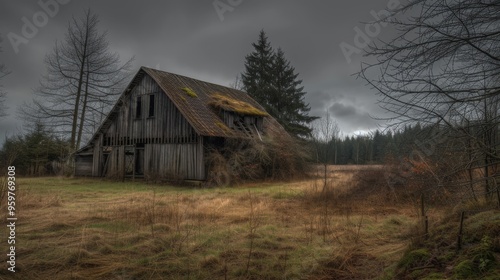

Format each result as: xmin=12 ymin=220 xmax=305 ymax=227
xmin=210 ymin=93 xmax=268 ymax=117
xmin=181 ymin=87 xmax=198 ymax=98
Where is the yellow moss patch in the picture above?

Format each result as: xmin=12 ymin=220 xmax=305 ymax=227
xmin=210 ymin=93 xmax=268 ymax=116
xmin=181 ymin=87 xmax=198 ymax=98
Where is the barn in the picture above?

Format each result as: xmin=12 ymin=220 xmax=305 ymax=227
xmin=74 ymin=67 xmax=285 ymax=180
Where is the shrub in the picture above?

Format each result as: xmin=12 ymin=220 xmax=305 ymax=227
xmin=454 ymin=260 xmax=475 ymax=279
xmin=205 ymin=133 xmax=310 ymax=186
xmin=397 ymin=248 xmax=431 ymax=270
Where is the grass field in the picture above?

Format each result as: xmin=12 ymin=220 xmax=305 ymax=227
xmin=0 ymin=167 xmax=435 ymax=279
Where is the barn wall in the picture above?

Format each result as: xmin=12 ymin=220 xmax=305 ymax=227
xmin=144 ymin=136 xmax=205 ymax=180
xmin=104 ymin=74 xmax=197 ymax=145
xmin=92 ymin=134 xmax=103 ymax=176
xmin=93 ymin=74 xmax=204 ymax=179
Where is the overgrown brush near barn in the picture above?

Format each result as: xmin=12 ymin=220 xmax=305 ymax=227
xmin=205 ymin=132 xmax=311 ymax=186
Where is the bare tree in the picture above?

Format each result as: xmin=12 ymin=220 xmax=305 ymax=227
xmin=312 ymin=111 xmax=340 ymax=191
xmin=359 ymin=0 xmax=500 ymax=196
xmin=229 ymin=74 xmax=244 ymax=90
xmin=23 ymin=9 xmax=133 ymax=152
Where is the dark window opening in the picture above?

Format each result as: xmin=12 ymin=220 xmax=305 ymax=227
xmin=148 ymin=94 xmax=155 ymax=117
xmin=136 ymin=96 xmax=142 ymax=118
xmin=136 ymin=143 xmax=145 ymax=148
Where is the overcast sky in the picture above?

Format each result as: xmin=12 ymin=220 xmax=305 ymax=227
xmin=0 ymin=0 xmax=402 ymax=142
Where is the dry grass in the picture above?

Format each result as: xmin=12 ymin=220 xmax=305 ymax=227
xmin=0 ymin=168 xmax=424 ymax=279
xmin=210 ymin=93 xmax=268 ymax=116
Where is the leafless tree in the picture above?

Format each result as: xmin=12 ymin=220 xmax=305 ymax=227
xmin=23 ymin=9 xmax=133 ymax=153
xmin=312 ymin=111 xmax=340 ymax=191
xmin=359 ymin=0 xmax=500 ymax=197
xmin=229 ymin=74 xmax=244 ymax=90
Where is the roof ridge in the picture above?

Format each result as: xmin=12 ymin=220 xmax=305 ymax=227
xmin=141 ymin=66 xmax=247 ymax=96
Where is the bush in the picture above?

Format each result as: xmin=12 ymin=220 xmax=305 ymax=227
xmin=205 ymin=133 xmax=310 ymax=186
xmin=454 ymin=260 xmax=475 ymax=279
xmin=397 ymin=248 xmax=431 ymax=270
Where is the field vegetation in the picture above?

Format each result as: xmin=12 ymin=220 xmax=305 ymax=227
xmin=0 ymin=166 xmax=412 ymax=279
xmin=0 ymin=165 xmax=498 ymax=279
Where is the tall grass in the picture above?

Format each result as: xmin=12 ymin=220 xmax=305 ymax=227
xmin=0 ymin=173 xmax=420 ymax=280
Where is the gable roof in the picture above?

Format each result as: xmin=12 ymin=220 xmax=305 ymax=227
xmin=80 ymin=67 xmax=286 ymax=150
xmin=141 ymin=67 xmax=267 ymax=138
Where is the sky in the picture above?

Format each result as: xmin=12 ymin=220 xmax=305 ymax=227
xmin=0 ymin=0 xmax=402 ymax=143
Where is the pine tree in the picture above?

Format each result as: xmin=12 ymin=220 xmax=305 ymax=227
xmin=242 ymin=30 xmax=318 ymax=138
xmin=241 ymin=30 xmax=274 ymax=108
xmin=0 ymin=121 xmax=70 ymax=174
xmin=271 ymin=48 xmax=317 ymax=137
xmin=372 ymin=130 xmax=385 ymax=162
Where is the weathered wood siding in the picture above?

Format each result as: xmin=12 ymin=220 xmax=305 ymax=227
xmin=144 ymin=136 xmax=205 ymax=180
xmin=74 ymin=155 xmax=92 ymax=176
xmin=93 ymin=74 xmax=205 ymax=180
xmin=92 ymin=134 xmax=103 ymax=176
xmin=103 ymin=75 xmax=198 ymax=145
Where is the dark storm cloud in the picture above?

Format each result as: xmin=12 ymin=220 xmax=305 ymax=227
xmin=329 ymin=102 xmax=379 ymax=133
xmin=0 ymin=0 xmax=399 ymax=142
xmin=330 ymin=102 xmax=357 ymax=118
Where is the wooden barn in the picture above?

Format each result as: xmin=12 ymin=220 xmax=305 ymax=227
xmin=74 ymin=67 xmax=284 ymax=180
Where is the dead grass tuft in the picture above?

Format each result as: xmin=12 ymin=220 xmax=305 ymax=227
xmin=210 ymin=92 xmax=268 ymax=116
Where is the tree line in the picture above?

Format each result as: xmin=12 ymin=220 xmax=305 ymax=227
xmin=0 ymin=122 xmax=70 ymax=176
xmin=359 ymin=0 xmax=500 ymax=199
xmin=310 ymin=121 xmax=431 ymax=165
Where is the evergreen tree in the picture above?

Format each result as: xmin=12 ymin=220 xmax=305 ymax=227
xmin=0 ymin=122 xmax=70 ymax=174
xmin=271 ymin=48 xmax=317 ymax=137
xmin=241 ymin=30 xmax=274 ymax=108
xmin=242 ymin=30 xmax=318 ymax=138
xmin=372 ymin=130 xmax=385 ymax=162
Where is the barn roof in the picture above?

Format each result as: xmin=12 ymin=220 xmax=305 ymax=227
xmin=141 ymin=67 xmax=269 ymax=138
xmin=79 ymin=67 xmax=287 ymax=151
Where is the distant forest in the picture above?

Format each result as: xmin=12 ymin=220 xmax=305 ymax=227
xmin=312 ymin=124 xmax=434 ymax=165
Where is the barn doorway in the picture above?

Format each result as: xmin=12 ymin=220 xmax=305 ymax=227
xmin=102 ymin=152 xmax=110 ymax=177
xmin=135 ymin=143 xmax=145 ymax=177
xmin=125 ymin=146 xmax=135 ymax=176
xmin=132 ymin=143 xmax=144 ymax=178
